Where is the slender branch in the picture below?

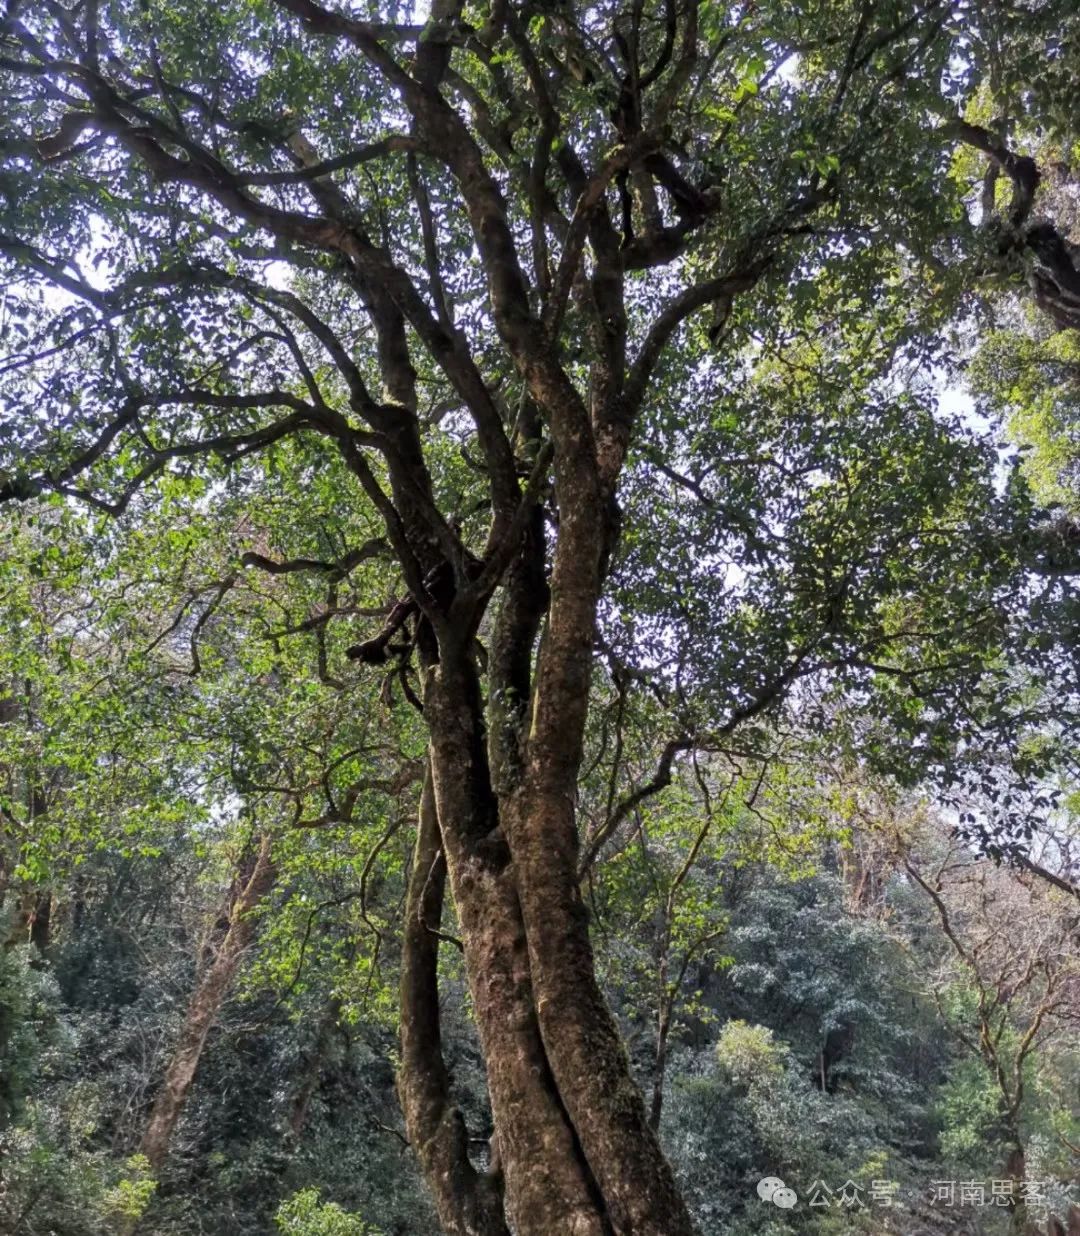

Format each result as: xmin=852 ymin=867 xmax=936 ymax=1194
xmin=240 ymin=539 xmax=386 ymax=580
xmin=626 ymin=263 xmax=769 ymax=413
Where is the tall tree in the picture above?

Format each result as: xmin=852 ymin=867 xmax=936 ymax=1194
xmin=2 ymin=2 xmax=1078 ymax=1231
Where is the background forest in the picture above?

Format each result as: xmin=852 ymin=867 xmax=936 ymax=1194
xmin=2 ymin=0 xmax=1080 ymax=1234
xmin=2 ymin=695 xmax=1079 ymax=1236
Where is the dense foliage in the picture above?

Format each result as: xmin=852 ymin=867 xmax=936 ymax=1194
xmin=1 ymin=0 xmax=1080 ymax=1232
xmin=2 ymin=796 xmax=1078 ymax=1234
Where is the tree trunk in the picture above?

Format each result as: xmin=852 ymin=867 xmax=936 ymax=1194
xmin=650 ymin=1000 xmax=673 ymax=1132
xmin=136 ymin=833 xmax=275 ymax=1178
xmin=401 ymin=524 xmax=697 ymax=1235
xmin=420 ymin=666 xmax=611 ymax=1236
xmin=1006 ymin=1144 xmax=1028 ymax=1235
xmin=398 ymin=762 xmax=511 ymax=1236
xmin=391 ymin=344 xmax=699 ymax=1232
xmin=496 ymin=403 xmax=697 ymax=1236
xmin=507 ymin=784 xmax=694 ymax=1236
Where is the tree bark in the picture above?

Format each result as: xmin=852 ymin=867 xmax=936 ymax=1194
xmin=407 ymin=428 xmax=697 ymax=1233
xmin=397 ymin=763 xmax=511 ymax=1236
xmin=493 ymin=390 xmax=697 ymax=1235
xmin=421 ymin=663 xmax=611 ymax=1236
xmin=507 ymin=786 xmax=694 ymax=1236
xmin=136 ymin=833 xmax=275 ymax=1178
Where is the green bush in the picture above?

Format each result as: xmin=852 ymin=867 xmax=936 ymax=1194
xmin=275 ymin=1188 xmax=383 ymax=1236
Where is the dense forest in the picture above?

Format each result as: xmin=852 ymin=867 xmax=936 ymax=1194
xmin=1 ymin=0 xmax=1079 ymax=1233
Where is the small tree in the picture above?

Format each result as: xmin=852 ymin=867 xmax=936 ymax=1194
xmin=905 ymin=836 xmax=1080 ymax=1230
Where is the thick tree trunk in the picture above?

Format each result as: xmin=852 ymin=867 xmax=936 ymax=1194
xmin=422 ymin=665 xmax=610 ymax=1236
xmin=136 ymin=833 xmax=275 ymax=1177
xmin=407 ymin=634 xmax=695 ymax=1234
xmin=495 ymin=405 xmax=697 ymax=1235
xmin=1006 ymin=1144 xmax=1029 ymax=1235
xmin=398 ymin=372 xmax=697 ymax=1231
xmin=508 ymin=786 xmax=695 ymax=1236
xmin=398 ymin=763 xmax=511 ymax=1236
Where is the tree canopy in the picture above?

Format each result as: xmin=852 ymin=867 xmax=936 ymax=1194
xmin=1 ymin=0 xmax=1080 ymax=1233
